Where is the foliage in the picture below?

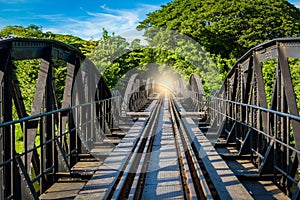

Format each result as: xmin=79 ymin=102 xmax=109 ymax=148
xmin=137 ymin=0 xmax=300 ymax=109
xmin=0 ymin=25 xmax=44 ymax=38
xmin=14 ymin=59 xmax=40 ymax=116
xmin=262 ymin=59 xmax=300 ymax=114
xmin=0 ymin=25 xmax=98 ymax=118
xmin=262 ymin=59 xmax=277 ymax=107
xmin=89 ymin=29 xmax=130 ymax=88
xmin=0 ymin=25 xmax=99 ymax=147
xmin=2 ymin=0 xmax=300 ymax=113
xmin=138 ymin=0 xmax=300 ymax=59
xmin=289 ymin=58 xmax=300 ymax=112
xmin=0 ymin=25 xmax=98 ymax=55
xmin=137 ymin=0 xmax=300 ymax=88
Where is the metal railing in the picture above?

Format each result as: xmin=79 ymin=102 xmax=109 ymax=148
xmin=188 ymin=90 xmax=207 ymax=112
xmin=0 ymin=97 xmax=118 ymax=199
xmin=208 ymin=96 xmax=300 ymax=197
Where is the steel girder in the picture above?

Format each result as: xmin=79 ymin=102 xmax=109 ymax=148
xmin=0 ymin=37 xmax=112 ymax=199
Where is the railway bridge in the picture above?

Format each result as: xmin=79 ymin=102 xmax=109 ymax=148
xmin=0 ymin=37 xmax=300 ymax=199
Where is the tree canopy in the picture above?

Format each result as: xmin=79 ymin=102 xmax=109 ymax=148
xmin=0 ymin=25 xmax=98 ymax=56
xmin=138 ymin=0 xmax=300 ymax=59
xmin=137 ymin=0 xmax=300 ymax=110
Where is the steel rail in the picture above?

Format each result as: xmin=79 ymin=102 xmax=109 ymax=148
xmin=125 ymin=95 xmax=196 ymax=200
xmin=129 ymin=99 xmax=162 ymax=199
xmin=169 ymin=96 xmax=213 ymax=200
xmin=109 ymin=94 xmax=215 ymax=199
xmin=102 ymin=97 xmax=162 ymax=199
xmin=169 ymin=96 xmax=197 ymax=199
xmin=95 ymin=94 xmax=223 ymax=199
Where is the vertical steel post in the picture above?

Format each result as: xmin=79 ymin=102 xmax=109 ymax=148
xmin=2 ymin=58 xmax=12 ymax=198
xmin=44 ymin=54 xmax=54 ymax=191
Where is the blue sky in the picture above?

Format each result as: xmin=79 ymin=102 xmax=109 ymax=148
xmin=0 ymin=0 xmax=170 ymax=40
xmin=0 ymin=0 xmax=299 ymax=40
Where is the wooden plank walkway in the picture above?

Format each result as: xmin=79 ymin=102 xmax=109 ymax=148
xmin=216 ymin=144 xmax=290 ymax=199
xmin=41 ymin=98 xmax=290 ymax=199
xmin=177 ymin=100 xmax=289 ymax=199
xmin=75 ymin=118 xmax=148 ymax=199
xmin=175 ymin=100 xmax=253 ymax=199
xmin=40 ymin=100 xmax=159 ymax=200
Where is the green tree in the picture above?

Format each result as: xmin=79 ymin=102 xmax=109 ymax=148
xmin=0 ymin=25 xmax=98 ymax=55
xmin=137 ymin=0 xmax=300 ymax=95
xmin=138 ymin=0 xmax=300 ymax=59
xmin=89 ymin=29 xmax=130 ymax=88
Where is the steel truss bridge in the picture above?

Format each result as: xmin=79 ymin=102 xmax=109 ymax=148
xmin=0 ymin=37 xmax=300 ymax=199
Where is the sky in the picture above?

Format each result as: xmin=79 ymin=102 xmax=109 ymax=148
xmin=0 ymin=0 xmax=170 ymax=40
xmin=0 ymin=0 xmax=299 ymax=40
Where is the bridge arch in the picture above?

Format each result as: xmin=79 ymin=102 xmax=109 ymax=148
xmin=210 ymin=38 xmax=300 ymax=198
xmin=189 ymin=74 xmax=206 ymax=112
xmin=121 ymin=73 xmax=150 ymax=113
xmin=0 ymin=37 xmax=113 ymax=199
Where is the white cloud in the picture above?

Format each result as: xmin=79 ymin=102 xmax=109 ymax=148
xmin=291 ymin=1 xmax=300 ymax=8
xmin=119 ymin=30 xmax=148 ymax=45
xmin=40 ymin=4 xmax=160 ymax=40
xmin=38 ymin=14 xmax=64 ymax=21
xmin=139 ymin=3 xmax=161 ymax=11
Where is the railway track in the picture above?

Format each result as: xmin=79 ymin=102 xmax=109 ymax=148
xmin=102 ymin=93 xmax=217 ymax=199
xmin=76 ymin=93 xmax=253 ymax=200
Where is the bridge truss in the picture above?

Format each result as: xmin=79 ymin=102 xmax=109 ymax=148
xmin=209 ymin=38 xmax=300 ymax=198
xmin=0 ymin=37 xmax=299 ymax=199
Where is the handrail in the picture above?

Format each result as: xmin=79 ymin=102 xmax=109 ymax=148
xmin=0 ymin=96 xmax=119 ymax=128
xmin=208 ymin=105 xmax=300 ymax=154
xmin=0 ymin=95 xmax=120 ymax=198
xmin=211 ymin=97 xmax=300 ymax=121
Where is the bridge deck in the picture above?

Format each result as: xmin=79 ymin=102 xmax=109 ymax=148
xmin=141 ymin=98 xmax=184 ymax=199
xmin=73 ymin=97 xmax=254 ymax=199
xmin=216 ymin=145 xmax=290 ymax=199
xmin=41 ymin=97 xmax=289 ymax=200
xmin=75 ymin=119 xmax=149 ymax=199
xmin=38 ymin=98 xmax=291 ymax=200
